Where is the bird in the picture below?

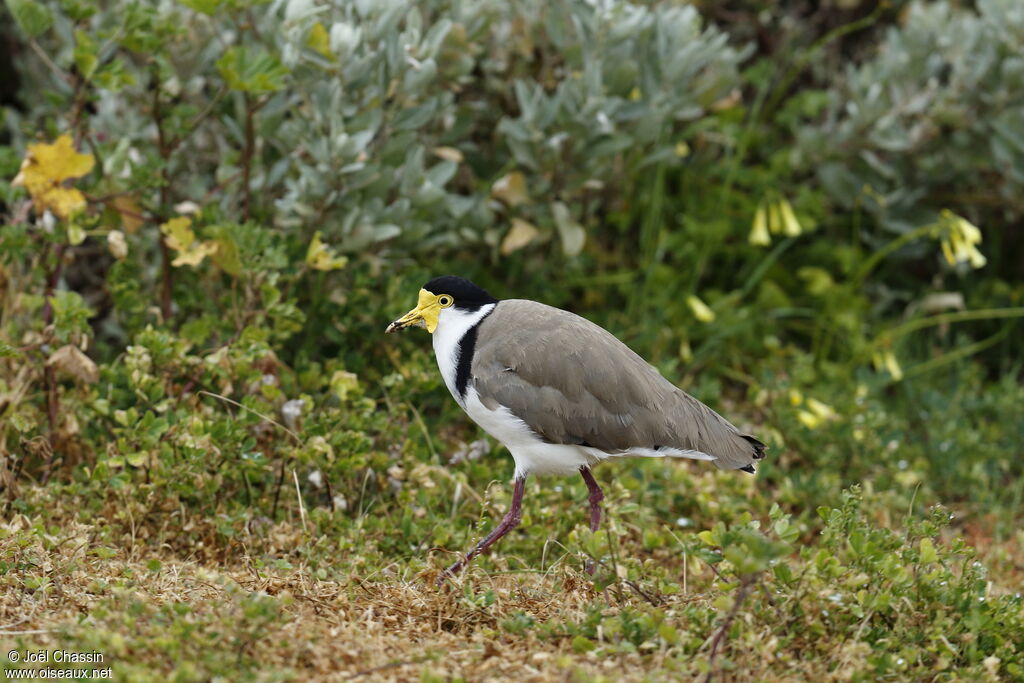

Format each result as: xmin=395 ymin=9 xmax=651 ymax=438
xmin=385 ymin=276 xmax=765 ymax=581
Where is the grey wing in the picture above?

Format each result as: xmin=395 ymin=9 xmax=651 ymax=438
xmin=471 ymin=300 xmax=765 ymax=470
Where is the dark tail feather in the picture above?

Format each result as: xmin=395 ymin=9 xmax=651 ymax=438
xmin=738 ymin=435 xmax=766 ymax=473
xmin=743 ymin=434 xmax=766 ymax=460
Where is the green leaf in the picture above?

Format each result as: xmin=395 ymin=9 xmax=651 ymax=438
xmin=571 ymin=635 xmax=596 ymax=653
xmin=919 ymin=538 xmax=938 ymax=564
xmin=125 ymin=452 xmax=147 ymax=467
xmin=9 ymin=412 xmax=34 ymax=433
xmin=0 ymin=341 xmax=18 ymax=358
xmin=5 ymin=0 xmax=53 ymax=38
xmin=74 ymin=29 xmax=99 ymax=80
xmin=211 ymin=237 xmax=242 ymax=276
xmin=330 ymin=370 xmax=360 ymax=401
xmin=216 ymin=46 xmax=289 ymax=94
xmin=179 ymin=0 xmax=224 ymax=15
xmin=67 ymin=222 xmax=86 ymax=246
xmin=307 ymin=22 xmax=332 ymax=59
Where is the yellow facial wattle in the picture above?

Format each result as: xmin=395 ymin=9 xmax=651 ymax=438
xmin=385 ymin=289 xmax=442 ymax=334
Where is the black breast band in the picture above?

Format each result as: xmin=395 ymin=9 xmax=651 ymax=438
xmin=455 ymin=307 xmax=495 ymax=399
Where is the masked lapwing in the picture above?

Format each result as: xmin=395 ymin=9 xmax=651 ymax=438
xmin=386 ymin=276 xmax=765 ymax=580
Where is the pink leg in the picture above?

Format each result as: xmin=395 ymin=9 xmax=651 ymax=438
xmin=580 ymin=467 xmax=604 ymax=532
xmin=438 ymin=477 xmax=526 ymax=584
xmin=580 ymin=467 xmax=605 ymax=575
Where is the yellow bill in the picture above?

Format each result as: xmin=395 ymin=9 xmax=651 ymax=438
xmin=386 ymin=289 xmax=443 ymax=334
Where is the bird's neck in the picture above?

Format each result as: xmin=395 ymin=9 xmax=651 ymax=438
xmin=432 ymin=303 xmax=497 ymax=406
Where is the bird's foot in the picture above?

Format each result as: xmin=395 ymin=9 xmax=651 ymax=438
xmin=436 ymin=557 xmax=468 ymax=586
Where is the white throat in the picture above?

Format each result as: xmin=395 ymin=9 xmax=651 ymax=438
xmin=432 ymin=303 xmax=496 ymax=406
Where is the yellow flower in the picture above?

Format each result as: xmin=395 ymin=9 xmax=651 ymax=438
xmin=767 ymin=199 xmax=782 ymax=235
xmin=796 ymin=397 xmax=837 ymax=430
xmin=752 ymin=196 xmax=805 ymax=245
xmin=12 ymin=134 xmax=95 ymax=219
xmin=161 ymin=216 xmax=217 ymax=268
xmin=872 ymin=350 xmax=903 ymax=381
xmin=806 ymin=398 xmax=837 ymax=420
xmin=686 ymin=295 xmax=715 ymax=323
xmin=937 ymin=210 xmax=985 ymax=269
xmin=749 ymin=204 xmax=770 ymax=246
xmin=777 ymin=198 xmax=802 ymax=237
xmin=797 ymin=410 xmax=822 ymax=430
xmin=306 ymin=231 xmax=348 ymax=271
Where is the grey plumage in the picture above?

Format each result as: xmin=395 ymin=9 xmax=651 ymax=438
xmin=471 ymin=299 xmax=765 ymax=471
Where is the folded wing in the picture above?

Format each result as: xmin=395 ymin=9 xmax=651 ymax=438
xmin=471 ymin=300 xmax=765 ymax=471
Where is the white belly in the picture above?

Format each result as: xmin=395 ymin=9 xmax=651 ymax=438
xmin=461 ymin=386 xmax=599 ymax=478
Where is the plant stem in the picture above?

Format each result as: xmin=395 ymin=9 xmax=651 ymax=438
xmin=901 ymin=327 xmax=1011 ymax=381
xmin=152 ymin=75 xmax=174 ymax=321
xmin=852 ymin=223 xmax=935 ymax=287
xmin=629 ymin=131 xmax=667 ymax=318
xmin=703 ymin=574 xmax=755 ymax=683
xmin=40 ymin=243 xmax=66 ymax=484
xmin=881 ymin=307 xmax=1024 ymax=341
xmin=760 ymin=3 xmax=888 ymax=120
xmin=241 ymin=93 xmax=255 ymax=222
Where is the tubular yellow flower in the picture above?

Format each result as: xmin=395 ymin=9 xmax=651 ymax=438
xmin=806 ymin=398 xmax=836 ymax=420
xmin=872 ymin=350 xmax=903 ymax=381
xmin=797 ymin=410 xmax=821 ymax=430
xmin=767 ymin=200 xmax=782 ymax=234
xmin=749 ymin=204 xmax=770 ymax=246
xmin=686 ymin=295 xmax=715 ymax=323
xmin=778 ymin=198 xmax=802 ymax=237
xmin=937 ymin=210 xmax=986 ymax=269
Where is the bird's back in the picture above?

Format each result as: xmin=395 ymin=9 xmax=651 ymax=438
xmin=471 ymin=299 xmax=764 ymax=470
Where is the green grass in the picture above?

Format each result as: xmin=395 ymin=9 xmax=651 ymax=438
xmin=2 ymin=356 xmax=1022 ymax=681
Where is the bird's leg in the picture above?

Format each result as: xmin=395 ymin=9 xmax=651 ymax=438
xmin=438 ymin=477 xmax=526 ymax=584
xmin=580 ymin=467 xmax=604 ymax=532
xmin=580 ymin=467 xmax=605 ymax=575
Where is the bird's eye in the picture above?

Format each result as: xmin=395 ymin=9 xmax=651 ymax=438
xmin=438 ymin=295 xmax=453 ymax=308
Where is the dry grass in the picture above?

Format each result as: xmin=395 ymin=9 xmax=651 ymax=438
xmin=0 ymin=510 xmax=717 ymax=681
xmin=3 ymin=482 xmax=1022 ymax=682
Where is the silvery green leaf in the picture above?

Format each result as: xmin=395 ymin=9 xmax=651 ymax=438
xmin=403 ymin=58 xmax=438 ymax=92
xmin=373 ymin=224 xmax=402 ymax=242
xmin=330 ymin=21 xmax=362 ymax=59
xmin=552 ymin=201 xmax=585 ymax=257
xmin=446 ymin=196 xmax=478 ymax=219
xmin=420 ymin=19 xmax=452 ymax=59
xmin=425 ymin=160 xmax=457 ymax=188
xmin=349 ymin=129 xmax=377 ymax=155
xmin=372 ymin=3 xmax=407 ymax=41
xmin=393 ymin=101 xmax=439 ymax=131
xmin=284 ymin=0 xmax=316 ymax=21
xmin=399 ymin=146 xmax=426 ymax=193
xmin=413 ymin=182 xmax=445 ymax=206
xmin=513 ymin=81 xmax=538 ymax=123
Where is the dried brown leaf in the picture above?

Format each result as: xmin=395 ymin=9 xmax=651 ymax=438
xmin=46 ymin=345 xmax=99 ymax=384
